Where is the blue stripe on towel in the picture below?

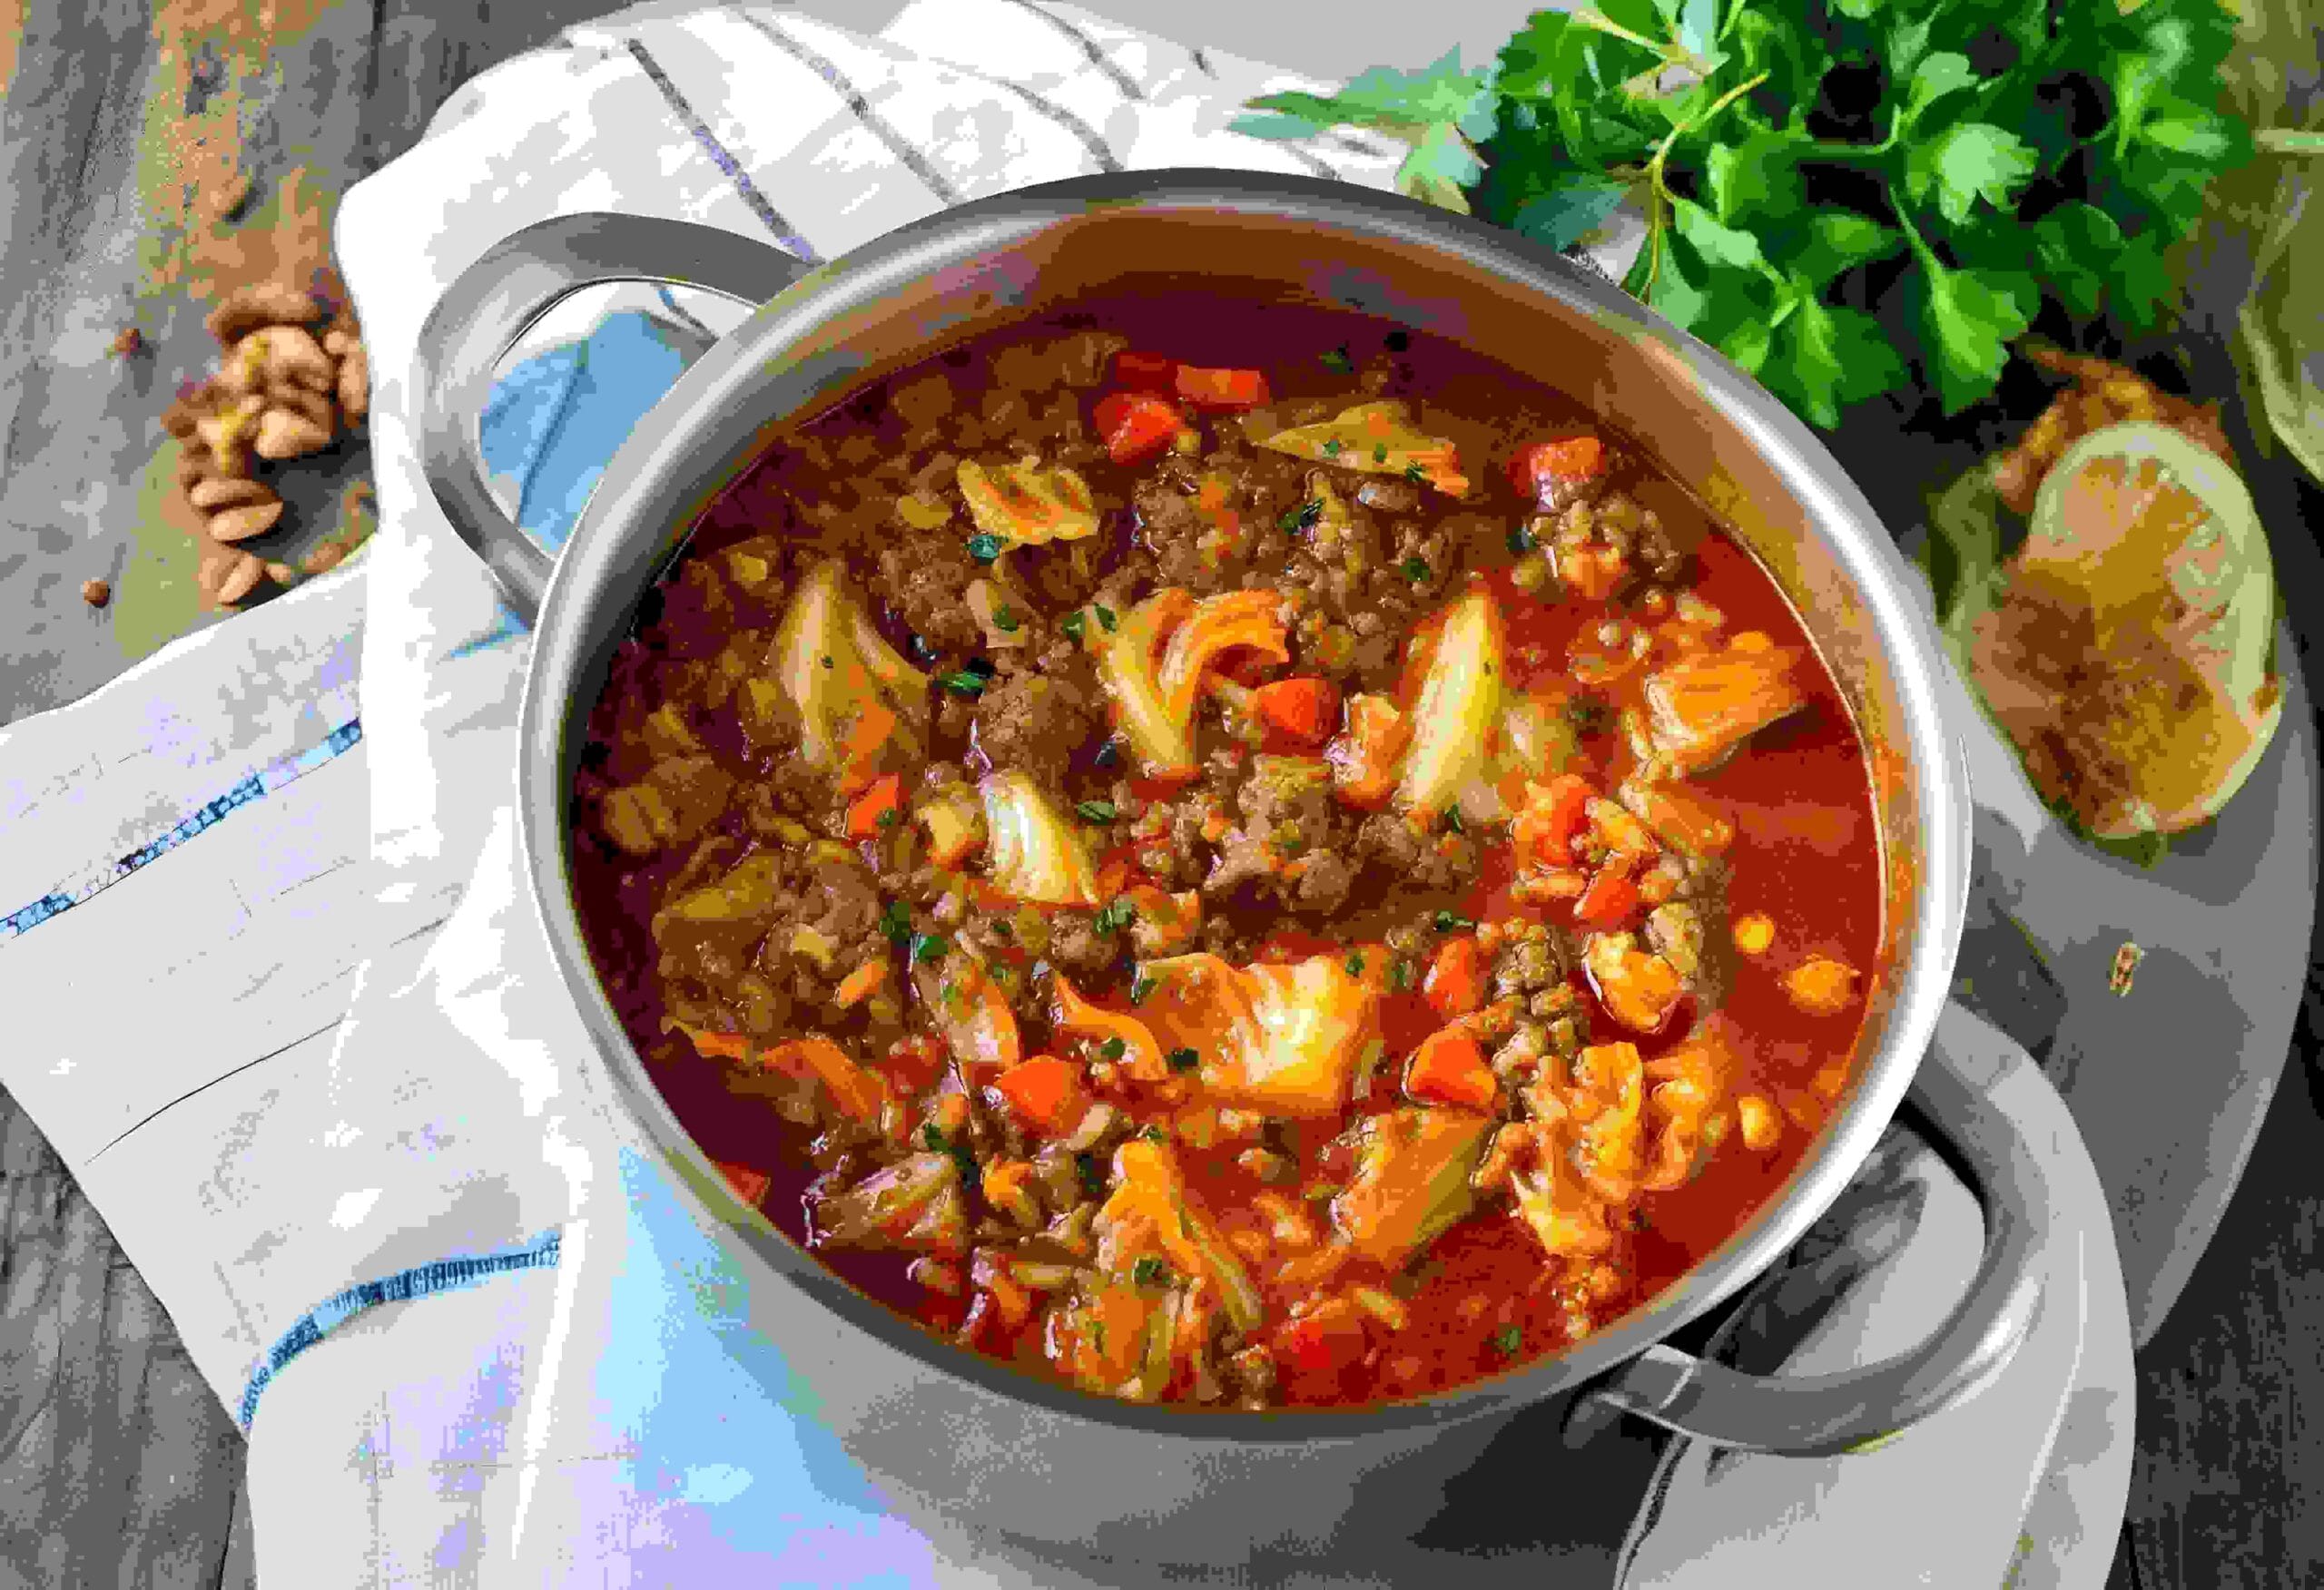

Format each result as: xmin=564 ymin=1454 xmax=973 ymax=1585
xmin=237 ymin=1227 xmax=565 ymax=1432
xmin=0 ymin=717 xmax=366 ymax=944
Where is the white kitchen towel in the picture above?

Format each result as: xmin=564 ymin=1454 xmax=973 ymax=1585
xmin=0 ymin=2 xmax=2126 ymax=1584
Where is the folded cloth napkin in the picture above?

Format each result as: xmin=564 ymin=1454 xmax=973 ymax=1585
xmin=0 ymin=1 xmax=2129 ymax=1584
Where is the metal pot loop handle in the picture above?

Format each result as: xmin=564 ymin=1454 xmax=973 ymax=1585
xmin=1570 ymin=998 xmax=2059 ymax=1456
xmin=414 ymin=212 xmax=812 ymax=624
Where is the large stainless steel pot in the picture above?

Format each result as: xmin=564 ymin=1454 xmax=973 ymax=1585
xmin=415 ymin=172 xmax=2063 ymax=1566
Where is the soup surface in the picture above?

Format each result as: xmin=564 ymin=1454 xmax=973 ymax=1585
xmin=569 ymin=296 xmax=1883 ymax=1410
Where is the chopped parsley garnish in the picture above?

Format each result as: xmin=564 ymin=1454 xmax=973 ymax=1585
xmin=1320 ymin=346 xmax=1353 ymax=373
xmin=948 ymin=1139 xmax=980 ymax=1192
xmin=909 ymin=932 xmax=950 ymax=965
xmin=1277 ymin=497 xmax=1325 ymax=535
xmin=1076 ymin=1151 xmax=1108 ymax=1199
xmin=1077 ymin=799 xmax=1118 ymax=824
xmin=876 ymin=807 xmax=900 ymax=829
xmin=820 ymin=654 xmax=834 ymax=670
xmin=1389 ymin=957 xmax=1416 ymax=993
xmin=1564 ymin=692 xmax=1612 ymax=736
xmin=1166 ymin=1045 xmax=1200 ymax=1073
xmin=1403 ymin=463 xmax=1426 ymax=484
xmin=1507 ymin=522 xmax=1537 ymax=555
xmin=1099 ymin=1035 xmax=1128 ymax=1062
xmin=992 ymin=604 xmax=1020 ymax=633
xmin=966 ymin=532 xmax=1004 ymax=564
xmin=1139 ymin=1124 xmax=1169 ymax=1143
xmin=880 ymin=900 xmax=912 ymax=945
xmin=1093 ymin=898 xmax=1137 ymax=935
xmin=1344 ymin=950 xmax=1366 ymax=977
xmin=921 ymin=1123 xmax=947 ymax=1150
xmin=1131 ymin=1255 xmax=1172 ymax=1288
xmin=1492 ymin=1324 xmax=1521 ymax=1356
xmin=990 ymin=918 xmax=1013 ymax=940
xmin=1443 ymin=807 xmax=1465 ymax=835
xmin=1433 ymin=909 xmax=1474 ymax=932
xmin=1373 ymin=443 xmax=1389 ymax=464
xmin=1062 ymin=610 xmax=1088 ymax=642
xmin=1400 ymin=555 xmax=1432 ymax=583
xmin=938 ymin=670 xmax=988 ymax=697
xmin=1095 ymin=604 xmax=1118 ymax=633
xmin=1129 ymin=969 xmax=1156 ymax=1005
xmin=1324 ymin=437 xmax=1344 ymax=456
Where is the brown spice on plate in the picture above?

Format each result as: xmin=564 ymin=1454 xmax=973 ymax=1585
xmin=82 ymin=578 xmax=111 ymax=608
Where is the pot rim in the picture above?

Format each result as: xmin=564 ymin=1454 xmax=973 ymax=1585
xmin=511 ymin=170 xmax=1973 ymax=1444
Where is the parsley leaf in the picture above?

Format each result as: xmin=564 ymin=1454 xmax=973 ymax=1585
xmin=966 ymin=533 xmax=1004 ymax=564
xmin=1061 ymin=610 xmax=1088 ymax=642
xmin=1077 ymin=799 xmax=1118 ymax=824
xmin=1166 ymin=1046 xmax=1200 ymax=1073
xmin=880 ymin=899 xmax=912 ymax=945
xmin=938 ymin=670 xmax=989 ymax=697
xmin=1093 ymin=898 xmax=1137 ymax=936
xmin=1903 ymin=123 xmax=2038 ymax=227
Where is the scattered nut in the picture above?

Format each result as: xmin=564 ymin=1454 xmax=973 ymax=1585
xmin=223 ymin=326 xmax=336 ymax=393
xmin=253 ymin=407 xmax=332 ymax=461
xmin=82 ymin=578 xmax=111 ymax=608
xmin=337 ymin=343 xmax=369 ymax=425
xmin=111 ymin=328 xmax=143 ymax=358
xmin=264 ymin=561 xmax=298 ymax=586
xmin=208 ymin=499 xmax=287 ymax=542
xmin=300 ymin=540 xmax=348 ymax=576
xmin=210 ymin=174 xmax=253 ymax=221
xmin=205 ymin=282 xmax=322 ymax=343
xmin=212 ymin=552 xmax=265 ymax=605
xmin=322 ymin=329 xmax=355 ymax=358
xmin=159 ymin=398 xmax=202 ymax=441
xmin=187 ymin=476 xmax=275 ymax=512
xmin=265 ymin=381 xmax=336 ymax=434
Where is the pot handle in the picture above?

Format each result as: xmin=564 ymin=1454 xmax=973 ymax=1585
xmin=414 ymin=212 xmax=810 ymax=623
xmin=1568 ymin=998 xmax=2062 ymax=1456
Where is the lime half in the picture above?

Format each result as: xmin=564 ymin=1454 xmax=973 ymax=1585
xmin=1966 ymin=422 xmax=2283 ymax=839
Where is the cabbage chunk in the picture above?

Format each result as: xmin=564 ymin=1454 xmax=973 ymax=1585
xmin=1330 ymin=1107 xmax=1492 ymax=1268
xmin=1097 ymin=587 xmax=1287 ymax=775
xmin=1396 ymin=584 xmax=1507 ymax=822
xmin=1098 ymin=1138 xmax=1265 ymax=1332
xmin=1137 ymin=953 xmax=1377 ymax=1118
xmin=956 ymin=459 xmax=1100 ymax=547
xmin=1256 ymin=401 xmax=1470 ymax=497
xmin=761 ymin=560 xmax=927 ymax=780
xmin=980 ymin=770 xmax=1101 ymax=906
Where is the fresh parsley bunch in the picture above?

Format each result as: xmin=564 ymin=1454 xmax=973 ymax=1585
xmin=1235 ymin=0 xmax=2251 ymax=429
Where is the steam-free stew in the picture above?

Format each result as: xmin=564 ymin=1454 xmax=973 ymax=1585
xmin=570 ymin=298 xmax=1883 ymax=1409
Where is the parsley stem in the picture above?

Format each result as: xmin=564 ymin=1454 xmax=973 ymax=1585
xmin=1640 ymin=71 xmax=1768 ymax=298
xmin=2257 ymin=127 xmax=2324 ymax=155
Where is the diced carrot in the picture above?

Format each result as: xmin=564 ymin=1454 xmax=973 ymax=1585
xmin=1253 ymin=676 xmax=1340 ymax=746
xmin=764 ymin=1036 xmax=888 ymax=1124
xmin=1403 ymin=1026 xmax=1497 ymax=1110
xmin=836 ymin=701 xmax=899 ymax=794
xmin=1513 ymin=774 xmax=1597 ymax=866
xmin=1052 ymin=975 xmax=1170 ymax=1082
xmin=1326 ymin=692 xmax=1409 ymax=810
xmin=834 ymin=959 xmax=888 ymax=1007
xmin=1782 ymin=957 xmax=1860 ymax=1016
xmin=1275 ymin=1300 xmax=1365 ymax=1376
xmin=1423 ymin=937 xmax=1487 ymax=1020
xmin=1114 ymin=349 xmax=1177 ymax=390
xmin=1507 ymin=436 xmax=1608 ymax=503
xmin=1174 ymin=364 xmax=1271 ymax=410
xmin=1575 ymin=865 xmax=1640 ymax=928
xmin=992 ymin=1054 xmax=1088 ymax=1134
xmin=845 ymin=772 xmax=903 ymax=839
xmin=714 ymin=1160 xmax=773 ymax=1206
xmin=1560 ymin=545 xmax=1630 ymax=601
xmin=1157 ymin=590 xmax=1291 ymax=728
xmin=1094 ymin=391 xmax=1187 ymax=466
xmin=685 ymin=1027 xmax=753 ymax=1062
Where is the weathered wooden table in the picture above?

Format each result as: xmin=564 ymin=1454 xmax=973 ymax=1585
xmin=3 ymin=3 xmax=2320 ymax=1585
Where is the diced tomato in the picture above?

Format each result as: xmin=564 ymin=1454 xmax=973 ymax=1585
xmin=1326 ymin=693 xmax=1409 ymax=810
xmin=1575 ymin=865 xmax=1640 ymax=928
xmin=1174 ymin=364 xmax=1272 ymax=411
xmin=1514 ymin=774 xmax=1597 ymax=866
xmin=1423 ymin=937 xmax=1487 ymax=1021
xmin=1113 ymin=349 xmax=1178 ymax=390
xmin=1275 ymin=1303 xmax=1365 ymax=1377
xmin=1403 ymin=1026 xmax=1497 ymax=1110
xmin=1093 ymin=391 xmax=1187 ymax=466
xmin=1559 ymin=544 xmax=1630 ymax=601
xmin=833 ymin=959 xmax=888 ymax=1008
xmin=1508 ymin=435 xmax=1608 ymax=503
xmin=991 ymin=1055 xmax=1088 ymax=1134
xmin=714 ymin=1160 xmax=773 ymax=1207
xmin=844 ymin=772 xmax=903 ymax=839
xmin=1253 ymin=676 xmax=1340 ymax=747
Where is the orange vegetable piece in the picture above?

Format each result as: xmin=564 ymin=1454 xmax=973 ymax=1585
xmin=991 ymin=1055 xmax=1088 ymax=1134
xmin=713 ymin=1161 xmax=773 ymax=1206
xmin=1174 ymin=364 xmax=1271 ymax=410
xmin=1575 ymin=865 xmax=1640 ymax=928
xmin=833 ymin=959 xmax=888 ymax=1007
xmin=1559 ymin=545 xmax=1630 ymax=601
xmin=1094 ymin=391 xmax=1187 ymax=466
xmin=1782 ymin=957 xmax=1861 ymax=1016
xmin=1513 ymin=774 xmax=1597 ymax=865
xmin=1253 ymin=676 xmax=1341 ymax=746
xmin=1403 ymin=1026 xmax=1498 ymax=1110
xmin=1051 ymin=974 xmax=1169 ymax=1082
xmin=1640 ymin=643 xmax=1807 ymax=775
xmin=1113 ymin=349 xmax=1177 ymax=390
xmin=1507 ymin=435 xmax=1608 ymax=503
xmin=1423 ymin=937 xmax=1487 ymax=1020
xmin=1157 ymin=590 xmax=1290 ymax=728
xmin=1326 ymin=692 xmax=1410 ymax=809
xmin=684 ymin=1027 xmax=753 ymax=1063
xmin=764 ymin=1036 xmax=888 ymax=1125
xmin=844 ymin=772 xmax=903 ymax=839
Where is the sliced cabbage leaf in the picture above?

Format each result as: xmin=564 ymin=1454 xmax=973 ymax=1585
xmin=1097 ymin=588 xmax=1287 ymax=776
xmin=1137 ymin=953 xmax=1377 ymax=1118
xmin=1330 ymin=1106 xmax=1492 ymax=1269
xmin=809 ymin=1153 xmax=967 ymax=1253
xmin=980 ymin=770 xmax=1101 ymax=906
xmin=1256 ymin=400 xmax=1470 ymax=496
xmin=1156 ymin=589 xmax=1289 ymax=729
xmin=1639 ymin=642 xmax=1806 ymax=778
xmin=957 ymin=459 xmax=1100 ymax=547
xmin=762 ymin=559 xmax=927 ymax=777
xmin=1396 ymin=583 xmax=1506 ymax=821
xmin=1098 ymin=1138 xmax=1265 ymax=1333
